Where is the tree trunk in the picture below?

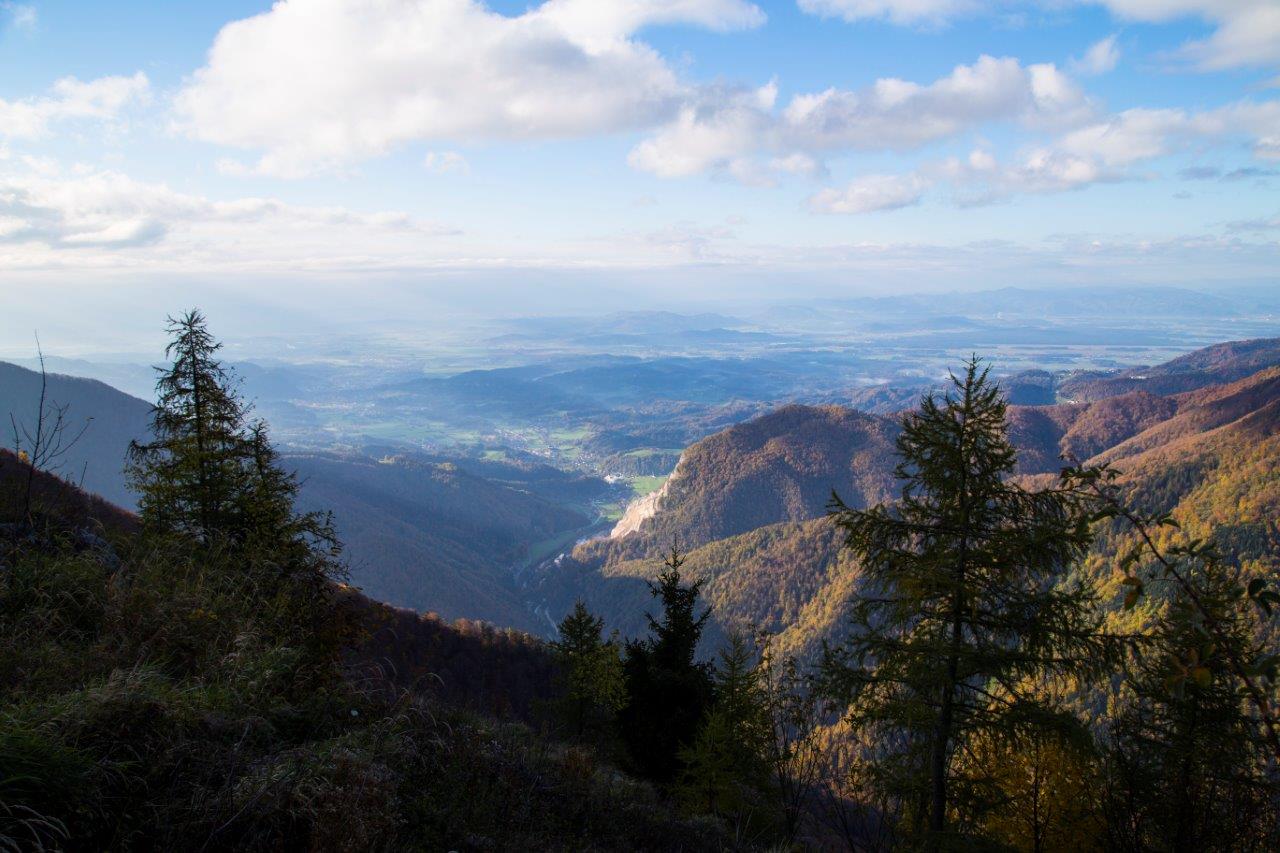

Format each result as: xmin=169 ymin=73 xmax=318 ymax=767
xmin=930 ymin=616 xmax=960 ymax=845
xmin=931 ymin=391 xmax=973 ymax=848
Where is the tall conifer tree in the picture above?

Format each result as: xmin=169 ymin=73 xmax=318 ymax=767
xmin=127 ymin=309 xmax=251 ymax=539
xmin=619 ymin=546 xmax=715 ymax=783
xmin=822 ymin=358 xmax=1118 ymax=849
xmin=127 ymin=311 xmax=342 ymax=590
xmin=678 ymin=633 xmax=772 ymax=819
xmin=551 ymin=601 xmax=625 ymax=739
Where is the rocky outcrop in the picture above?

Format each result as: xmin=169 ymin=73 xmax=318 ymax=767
xmin=609 ymin=454 xmax=684 ymax=538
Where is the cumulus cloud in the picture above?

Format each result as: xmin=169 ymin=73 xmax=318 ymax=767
xmin=1062 ymin=101 xmax=1280 ymax=164
xmin=939 ymin=147 xmax=1121 ymax=204
xmin=627 ymin=82 xmax=779 ymax=179
xmin=539 ymin=0 xmax=764 ymax=47
xmin=805 ymin=146 xmax=1117 ymax=215
xmin=808 ymin=172 xmax=927 ymax=213
xmin=174 ymin=0 xmax=764 ymax=177
xmin=1070 ymin=34 xmax=1120 ymax=75
xmin=0 ymin=73 xmax=150 ymax=140
xmin=978 ymin=100 xmax=1280 ymax=194
xmin=805 ymin=95 xmax=1280 ymax=211
xmin=630 ymin=55 xmax=1093 ymax=182
xmin=1097 ymin=0 xmax=1280 ymax=71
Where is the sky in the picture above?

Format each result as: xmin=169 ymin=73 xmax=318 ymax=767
xmin=0 ymin=0 xmax=1278 ymax=349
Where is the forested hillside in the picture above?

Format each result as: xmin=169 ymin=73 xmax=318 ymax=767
xmin=583 ymin=405 xmax=898 ymax=565
xmin=289 ymin=452 xmax=589 ymax=631
xmin=1057 ymin=336 xmax=1280 ymax=402
xmin=545 ymin=347 xmax=1280 ymax=672
xmin=537 ymin=351 xmax=1280 ymax=849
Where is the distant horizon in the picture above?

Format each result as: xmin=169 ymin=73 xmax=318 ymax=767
xmin=4 ymin=280 xmax=1280 ymax=361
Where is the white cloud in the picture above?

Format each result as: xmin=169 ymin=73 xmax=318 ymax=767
xmin=1095 ymin=1 xmax=1280 ymax=71
xmin=0 ymin=73 xmax=150 ymax=140
xmin=808 ymin=172 xmax=927 ymax=213
xmin=3 ymin=2 xmax=36 ymax=31
xmin=627 ymin=83 xmax=779 ymax=179
xmin=644 ymin=221 xmax=738 ymax=260
xmin=798 ymin=2 xmax=1280 ymax=71
xmin=1057 ymin=101 xmax=1280 ymax=165
xmin=0 ymin=163 xmax=457 ymax=259
xmin=630 ymin=55 xmax=1094 ymax=181
xmin=802 ymin=97 xmax=1280 ymax=210
xmin=797 ymin=0 xmax=979 ymax=26
xmin=1070 ymin=34 xmax=1120 ymax=75
xmin=939 ymin=146 xmax=1120 ymax=204
xmin=174 ymin=0 xmax=764 ymax=177
xmin=1056 ymin=108 xmax=1186 ymax=167
xmin=0 ymin=160 xmax=1276 ymax=299
xmin=423 ymin=150 xmax=470 ymax=175
xmin=804 ymin=146 xmax=1117 ymax=215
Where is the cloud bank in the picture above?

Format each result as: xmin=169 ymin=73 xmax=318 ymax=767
xmin=175 ymin=0 xmax=764 ymax=177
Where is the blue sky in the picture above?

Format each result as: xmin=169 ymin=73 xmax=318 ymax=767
xmin=1 ymin=0 xmax=1278 ymax=347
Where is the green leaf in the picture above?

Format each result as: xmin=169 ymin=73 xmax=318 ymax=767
xmin=1191 ymin=666 xmax=1212 ymax=688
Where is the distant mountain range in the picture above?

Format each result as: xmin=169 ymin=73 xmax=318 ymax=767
xmin=1057 ymin=337 xmax=1280 ymax=402
xmin=532 ymin=337 xmax=1280 ymax=660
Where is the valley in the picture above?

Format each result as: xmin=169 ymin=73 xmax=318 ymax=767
xmin=10 ymin=293 xmax=1278 ymax=642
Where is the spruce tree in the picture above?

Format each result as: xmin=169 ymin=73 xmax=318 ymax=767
xmin=239 ymin=419 xmax=341 ymax=587
xmin=822 ymin=358 xmax=1118 ymax=849
xmin=551 ymin=601 xmax=625 ymax=739
xmin=618 ymin=545 xmax=715 ymax=783
xmin=1102 ymin=570 xmax=1279 ymax=851
xmin=678 ymin=633 xmax=772 ymax=817
xmin=127 ymin=310 xmax=252 ymax=540
xmin=127 ymin=311 xmax=342 ymax=592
